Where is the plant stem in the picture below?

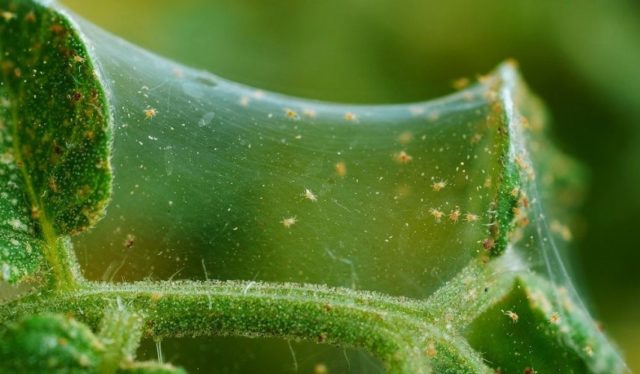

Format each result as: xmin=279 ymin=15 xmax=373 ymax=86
xmin=1 ymin=279 xmax=491 ymax=373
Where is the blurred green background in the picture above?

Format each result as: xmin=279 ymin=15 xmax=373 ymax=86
xmin=61 ymin=0 xmax=640 ymax=371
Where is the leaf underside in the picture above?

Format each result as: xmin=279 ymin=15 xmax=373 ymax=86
xmin=0 ymin=0 xmax=111 ymax=283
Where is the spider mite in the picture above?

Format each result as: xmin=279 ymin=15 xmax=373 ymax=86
xmin=335 ymin=162 xmax=347 ymax=177
xmin=284 ymin=108 xmax=300 ymax=120
xmin=502 ymin=309 xmax=519 ymax=323
xmin=465 ymin=212 xmax=479 ymax=222
xmin=431 ymin=180 xmax=447 ymax=192
xmin=449 ymin=208 xmax=460 ymax=223
xmin=144 ymin=107 xmax=158 ymax=119
xmin=303 ymin=188 xmax=317 ymax=202
xmin=281 ymin=216 xmax=297 ymax=228
xmin=344 ymin=112 xmax=357 ymax=122
xmin=429 ymin=208 xmax=444 ymax=222
xmin=123 ymin=234 xmax=136 ymax=249
xmin=394 ymin=150 xmax=413 ymax=164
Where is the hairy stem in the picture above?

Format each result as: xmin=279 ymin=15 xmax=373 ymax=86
xmin=0 ymin=279 xmax=491 ymax=373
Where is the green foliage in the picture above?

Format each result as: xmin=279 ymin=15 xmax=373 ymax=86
xmin=0 ymin=0 xmax=629 ymax=373
xmin=0 ymin=0 xmax=110 ymax=286
xmin=118 ymin=362 xmax=186 ymax=374
xmin=0 ymin=311 xmax=184 ymax=373
xmin=0 ymin=314 xmax=104 ymax=373
xmin=465 ymin=276 xmax=615 ymax=373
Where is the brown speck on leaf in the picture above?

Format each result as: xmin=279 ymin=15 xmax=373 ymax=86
xmin=31 ymin=206 xmax=40 ymax=219
xmin=70 ymin=91 xmax=83 ymax=103
xmin=514 ymin=154 xmax=535 ymax=180
xmin=317 ymin=332 xmax=327 ymax=343
xmin=24 ymin=11 xmax=36 ymax=22
xmin=523 ymin=368 xmax=534 ymax=374
xmin=49 ymin=24 xmax=66 ymax=35
xmin=84 ymin=107 xmax=97 ymax=119
xmin=491 ymin=100 xmax=503 ymax=114
xmin=425 ymin=341 xmax=437 ymax=358
xmin=550 ymin=312 xmax=560 ymax=324
xmin=52 ymin=142 xmax=63 ymax=156
xmin=484 ymin=89 xmax=499 ymax=102
xmin=150 ymin=292 xmax=163 ymax=302
xmin=511 ymin=186 xmax=521 ymax=198
xmin=57 ymin=46 xmax=73 ymax=59
xmin=1 ymin=60 xmax=15 ymax=75
xmin=76 ymin=185 xmax=92 ymax=198
xmin=452 ymin=77 xmax=470 ymax=90
xmin=13 ymin=67 xmax=21 ymax=78
xmin=482 ymin=238 xmax=495 ymax=251
xmin=515 ymin=209 xmax=529 ymax=228
xmin=72 ymin=55 xmax=86 ymax=64
xmin=489 ymin=222 xmax=500 ymax=237
xmin=48 ymin=177 xmax=59 ymax=193
xmin=518 ymin=193 xmax=530 ymax=209
xmin=95 ymin=159 xmax=108 ymax=169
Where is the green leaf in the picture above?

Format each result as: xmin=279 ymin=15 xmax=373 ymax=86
xmin=0 ymin=0 xmax=111 ymax=285
xmin=118 ymin=362 xmax=186 ymax=374
xmin=0 ymin=311 xmax=186 ymax=374
xmin=466 ymin=275 xmax=625 ymax=373
xmin=97 ymin=304 xmax=144 ymax=373
xmin=0 ymin=314 xmax=105 ymax=373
